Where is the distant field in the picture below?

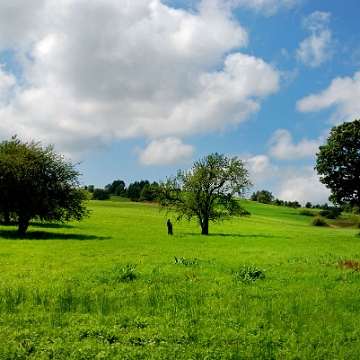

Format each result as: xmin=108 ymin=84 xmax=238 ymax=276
xmin=0 ymin=200 xmax=359 ymax=359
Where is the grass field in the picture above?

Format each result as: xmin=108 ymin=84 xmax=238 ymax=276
xmin=0 ymin=200 xmax=359 ymax=359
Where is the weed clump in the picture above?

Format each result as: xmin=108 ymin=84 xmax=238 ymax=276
xmin=174 ymin=257 xmax=199 ymax=266
xmin=92 ymin=264 xmax=137 ymax=285
xmin=231 ymin=265 xmax=265 ymax=284
xmin=337 ymin=259 xmax=360 ymax=271
xmin=311 ymin=218 xmax=328 ymax=227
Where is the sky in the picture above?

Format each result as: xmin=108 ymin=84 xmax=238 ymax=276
xmin=1 ymin=0 xmax=360 ymax=205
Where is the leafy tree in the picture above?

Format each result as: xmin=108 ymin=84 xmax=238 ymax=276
xmin=139 ymin=182 xmax=159 ymax=202
xmin=92 ymin=188 xmax=110 ymax=200
xmin=105 ymin=180 xmax=125 ymax=195
xmin=0 ymin=136 xmax=88 ymax=236
xmin=250 ymin=190 xmax=273 ymax=204
xmin=272 ymin=198 xmax=283 ymax=206
xmin=315 ymin=119 xmax=360 ymax=207
xmin=157 ymin=153 xmax=253 ymax=235
xmin=305 ymin=202 xmax=312 ymax=209
xmin=115 ymin=183 xmax=126 ymax=197
xmin=127 ymin=180 xmax=150 ymax=201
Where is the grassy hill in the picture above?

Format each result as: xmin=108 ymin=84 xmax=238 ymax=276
xmin=0 ymin=200 xmax=359 ymax=359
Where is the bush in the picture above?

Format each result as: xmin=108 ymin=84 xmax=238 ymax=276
xmin=311 ymin=218 xmax=328 ymax=227
xmin=299 ymin=210 xmax=314 ymax=217
xmin=319 ymin=210 xmax=334 ymax=218
xmin=92 ymin=189 xmax=110 ymax=200
xmin=319 ymin=207 xmax=342 ymax=219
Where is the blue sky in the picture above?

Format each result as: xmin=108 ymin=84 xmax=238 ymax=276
xmin=1 ymin=0 xmax=360 ymax=205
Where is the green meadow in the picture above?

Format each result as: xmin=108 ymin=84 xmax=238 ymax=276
xmin=0 ymin=200 xmax=359 ymax=359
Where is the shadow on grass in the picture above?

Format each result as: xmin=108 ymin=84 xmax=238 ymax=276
xmin=0 ymin=230 xmax=111 ymax=241
xmin=0 ymin=221 xmax=75 ymax=229
xmin=185 ymin=233 xmax=278 ymax=238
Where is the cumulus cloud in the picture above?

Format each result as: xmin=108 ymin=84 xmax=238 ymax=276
xmin=268 ymin=129 xmax=323 ymax=160
xmin=296 ymin=71 xmax=360 ymax=124
xmin=296 ymin=11 xmax=333 ymax=67
xmin=0 ymin=0 xmax=280 ymax=160
xmin=275 ymin=167 xmax=331 ymax=205
xmin=137 ymin=137 xmax=195 ymax=166
xmin=246 ymin=154 xmax=330 ymax=204
xmin=246 ymin=155 xmax=279 ymax=184
xmin=229 ymin=0 xmax=304 ymax=15
xmin=0 ymin=66 xmax=16 ymax=101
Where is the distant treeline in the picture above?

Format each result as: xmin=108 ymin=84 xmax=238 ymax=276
xmin=250 ymin=190 xmax=357 ymax=214
xmin=85 ymin=180 xmax=159 ymax=202
xmin=250 ymin=190 xmax=301 ymax=208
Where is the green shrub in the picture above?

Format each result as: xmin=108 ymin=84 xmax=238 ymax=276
xmin=299 ymin=209 xmax=314 ymax=216
xmin=319 ymin=210 xmax=336 ymax=219
xmin=319 ymin=207 xmax=343 ymax=219
xmin=92 ymin=189 xmax=110 ymax=200
xmin=311 ymin=217 xmax=328 ymax=227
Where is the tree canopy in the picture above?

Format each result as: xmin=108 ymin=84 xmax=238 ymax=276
xmin=0 ymin=136 xmax=88 ymax=236
xmin=157 ymin=153 xmax=253 ymax=235
xmin=315 ymin=119 xmax=360 ymax=207
xmin=250 ymin=190 xmax=274 ymax=204
xmin=105 ymin=180 xmax=126 ymax=196
xmin=92 ymin=188 xmax=111 ymax=200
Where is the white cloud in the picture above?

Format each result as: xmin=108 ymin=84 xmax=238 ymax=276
xmin=0 ymin=0 xmax=280 ymax=158
xmin=268 ymin=129 xmax=323 ymax=160
xmin=246 ymin=154 xmax=331 ymax=205
xmin=0 ymin=66 xmax=16 ymax=101
xmin=137 ymin=137 xmax=195 ymax=166
xmin=296 ymin=71 xmax=360 ymax=124
xmin=275 ymin=167 xmax=331 ymax=205
xmin=0 ymin=0 xmax=47 ymax=49
xmin=296 ymin=11 xmax=333 ymax=67
xmin=229 ymin=0 xmax=304 ymax=15
xmin=246 ymin=155 xmax=279 ymax=184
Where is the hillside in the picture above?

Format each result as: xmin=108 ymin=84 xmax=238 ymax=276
xmin=0 ymin=200 xmax=359 ymax=359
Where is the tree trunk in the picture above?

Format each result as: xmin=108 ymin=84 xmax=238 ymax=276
xmin=201 ymin=218 xmax=209 ymax=235
xmin=4 ymin=211 xmax=10 ymax=225
xmin=17 ymin=216 xmax=29 ymax=237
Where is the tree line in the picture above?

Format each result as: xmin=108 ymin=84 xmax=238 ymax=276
xmin=250 ymin=189 xmax=332 ymax=210
xmin=86 ymin=180 xmax=160 ymax=202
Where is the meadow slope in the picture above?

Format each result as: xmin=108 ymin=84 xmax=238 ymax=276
xmin=0 ymin=200 xmax=359 ymax=359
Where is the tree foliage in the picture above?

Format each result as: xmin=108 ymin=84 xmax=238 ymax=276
xmin=315 ymin=119 xmax=360 ymax=207
xmin=126 ymin=180 xmax=150 ymax=202
xmin=105 ymin=180 xmax=126 ymax=196
xmin=92 ymin=188 xmax=111 ymax=200
xmin=250 ymin=190 xmax=274 ymax=204
xmin=157 ymin=153 xmax=253 ymax=235
xmin=139 ymin=182 xmax=159 ymax=202
xmin=0 ymin=136 xmax=88 ymax=236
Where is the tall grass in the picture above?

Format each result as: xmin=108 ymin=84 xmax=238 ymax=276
xmin=0 ymin=200 xmax=359 ymax=358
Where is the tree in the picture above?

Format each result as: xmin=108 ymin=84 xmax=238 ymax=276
xmin=105 ymin=180 xmax=125 ymax=195
xmin=126 ymin=180 xmax=150 ymax=201
xmin=315 ymin=119 xmax=360 ymax=207
xmin=139 ymin=182 xmax=159 ymax=202
xmin=0 ymin=136 xmax=88 ymax=236
xmin=157 ymin=153 xmax=253 ymax=235
xmin=92 ymin=188 xmax=110 ymax=200
xmin=250 ymin=190 xmax=274 ymax=204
